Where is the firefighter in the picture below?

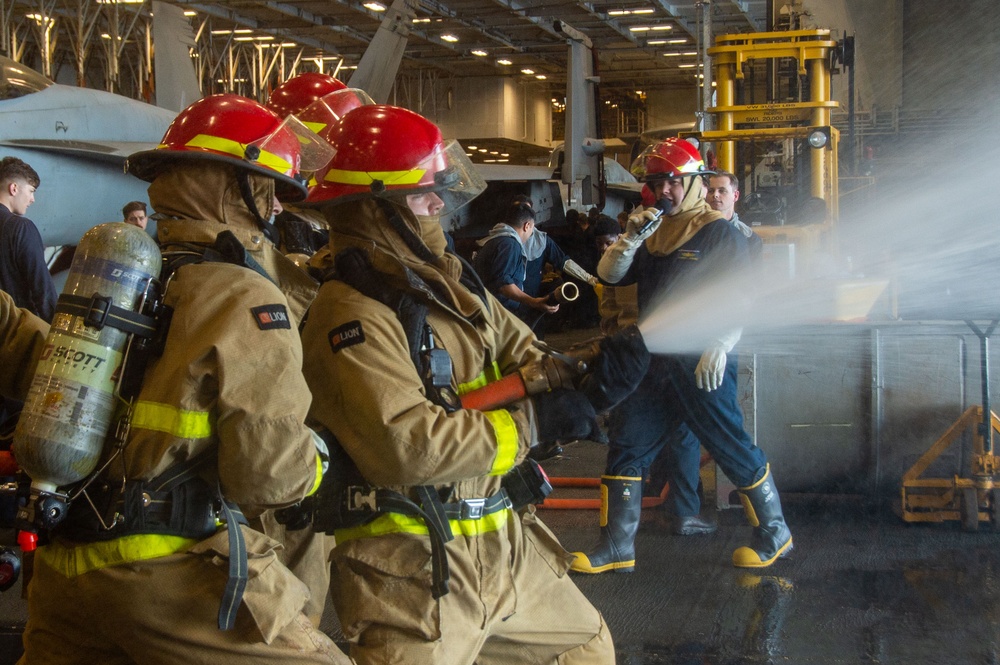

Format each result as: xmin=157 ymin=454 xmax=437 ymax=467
xmin=257 ymin=74 xmax=376 ymax=626
xmin=18 ymin=95 xmax=352 ymax=664
xmin=298 ymin=104 xmax=631 ymax=663
xmin=266 ymin=73 xmax=375 ymax=265
xmin=572 ymin=137 xmax=793 ymax=574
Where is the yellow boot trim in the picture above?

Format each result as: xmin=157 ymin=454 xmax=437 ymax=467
xmin=599 ymin=475 xmax=642 ymax=528
xmin=569 ymin=551 xmax=635 ymax=574
xmin=736 ymin=464 xmax=771 ymax=527
xmin=732 ymin=537 xmax=793 ymax=568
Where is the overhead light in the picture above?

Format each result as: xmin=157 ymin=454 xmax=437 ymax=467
xmin=678 ymin=63 xmax=696 ymax=68
xmin=96 ymin=0 xmax=144 ymax=4
xmin=183 ymin=10 xmax=197 ymax=16
xmin=608 ymin=8 xmax=654 ymax=16
xmin=490 ymin=151 xmax=499 ymax=155
xmin=478 ymin=148 xmax=488 ymax=153
xmin=497 ymin=59 xmax=512 ymax=66
xmin=535 ymin=74 xmax=546 ymax=80
xmin=211 ymin=29 xmax=253 ymax=35
xmin=412 ymin=17 xmax=430 ymax=23
xmin=682 ymin=51 xmax=698 ymax=56
xmin=663 ymin=53 xmax=680 ymax=57
xmin=498 ymin=159 xmax=509 ymax=163
xmin=364 ymin=2 xmax=386 ymax=10
xmin=668 ymin=38 xmax=687 ymax=43
xmin=484 ymin=159 xmax=497 ymax=163
xmin=520 ymin=68 xmax=534 ymax=75
xmin=501 ymin=153 xmax=509 ymax=157
xmin=235 ymin=35 xmax=274 ymax=41
xmin=631 ymin=25 xmax=670 ymax=32
xmin=467 ymin=145 xmax=478 ymax=150
xmin=647 ymin=40 xmax=667 ymax=45
xmin=471 ymin=50 xmax=488 ymax=57
xmin=441 ymin=33 xmax=459 ymax=43
xmin=281 ymin=42 xmax=297 ymax=47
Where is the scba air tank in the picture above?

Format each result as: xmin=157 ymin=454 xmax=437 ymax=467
xmin=14 ymin=222 xmax=161 ymax=495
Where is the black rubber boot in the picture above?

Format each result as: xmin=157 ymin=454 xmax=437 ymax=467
xmin=733 ymin=465 xmax=793 ymax=568
xmin=571 ymin=475 xmax=643 ymax=574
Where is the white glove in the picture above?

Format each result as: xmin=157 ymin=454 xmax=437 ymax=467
xmin=695 ymin=346 xmax=727 ymax=392
xmin=694 ymin=329 xmax=742 ymax=392
xmin=624 ymin=208 xmax=663 ymax=242
xmin=597 ymin=208 xmax=663 ymax=284
xmin=562 ymin=258 xmax=598 ymax=286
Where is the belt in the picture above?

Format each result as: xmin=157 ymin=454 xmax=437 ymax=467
xmin=441 ymin=489 xmax=512 ymax=520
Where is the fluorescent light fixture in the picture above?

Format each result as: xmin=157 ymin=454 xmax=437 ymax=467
xmin=678 ymin=63 xmax=696 ymax=68
xmin=183 ymin=10 xmax=197 ymax=16
xmin=363 ymin=2 xmax=386 ymax=10
xmin=630 ymin=26 xmax=650 ymax=32
xmin=441 ymin=33 xmax=459 ymax=42
xmin=497 ymin=59 xmax=512 ymax=66
xmin=647 ymin=39 xmax=667 ymax=45
xmin=682 ymin=51 xmax=697 ymax=56
xmin=651 ymin=25 xmax=672 ymax=30
xmin=520 ymin=68 xmax=534 ymax=75
xmin=663 ymin=52 xmax=680 ymax=57
xmin=489 ymin=151 xmax=499 ymax=155
xmin=668 ymin=38 xmax=687 ymax=43
xmin=608 ymin=8 xmax=654 ymax=16
xmin=412 ymin=17 xmax=430 ymax=23
xmin=467 ymin=145 xmax=478 ymax=150
xmin=478 ymin=148 xmax=488 ymax=153
xmin=211 ymin=29 xmax=253 ymax=35
xmin=535 ymin=74 xmax=546 ymax=80
xmin=501 ymin=153 xmax=509 ymax=157
xmin=281 ymin=42 xmax=296 ymax=47
xmin=471 ymin=50 xmax=488 ymax=57
xmin=498 ymin=159 xmax=509 ymax=163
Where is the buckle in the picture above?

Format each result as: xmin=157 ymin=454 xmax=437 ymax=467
xmin=85 ymin=294 xmax=113 ymax=329
xmin=459 ymin=498 xmax=486 ymax=520
xmin=347 ymin=486 xmax=378 ymax=512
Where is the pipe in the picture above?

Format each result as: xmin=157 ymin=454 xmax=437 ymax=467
xmin=547 ymin=281 xmax=579 ymax=305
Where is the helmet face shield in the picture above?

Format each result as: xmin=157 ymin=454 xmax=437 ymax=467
xmin=301 ymin=88 xmax=375 ymax=138
xmin=383 ymin=140 xmax=486 ymax=214
xmin=251 ymin=114 xmax=336 ymax=180
xmin=630 ymin=138 xmax=713 ymax=182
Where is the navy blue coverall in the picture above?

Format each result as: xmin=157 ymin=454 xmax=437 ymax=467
xmin=607 ymin=217 xmax=766 ymax=517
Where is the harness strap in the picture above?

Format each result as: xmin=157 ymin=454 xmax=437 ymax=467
xmin=376 ymin=488 xmax=454 ymax=599
xmin=57 ymin=293 xmax=158 ymax=338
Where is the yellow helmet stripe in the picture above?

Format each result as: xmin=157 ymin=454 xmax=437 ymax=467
xmin=302 ymin=120 xmax=327 ymax=134
xmin=184 ymin=133 xmax=292 ymax=174
xmin=323 ymin=167 xmax=427 ymax=186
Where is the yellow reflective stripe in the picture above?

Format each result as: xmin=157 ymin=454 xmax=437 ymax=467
xmin=131 ymin=401 xmax=213 ymax=439
xmin=334 ymin=507 xmax=510 ymax=544
xmin=323 ymin=167 xmax=426 ymax=187
xmin=484 ymin=409 xmax=518 ymax=476
xmin=309 ymin=452 xmax=324 ymax=496
xmin=302 ymin=120 xmax=327 ymax=134
xmin=457 ymin=361 xmax=503 ymax=396
xmin=185 ymin=134 xmax=292 ymax=174
xmin=36 ymin=535 xmax=199 ymax=578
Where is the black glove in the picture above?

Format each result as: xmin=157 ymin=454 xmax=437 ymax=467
xmin=577 ymin=323 xmax=650 ymax=412
xmin=534 ymin=389 xmax=605 ymax=447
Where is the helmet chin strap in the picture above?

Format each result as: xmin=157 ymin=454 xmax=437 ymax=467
xmin=237 ymin=171 xmax=279 ymax=244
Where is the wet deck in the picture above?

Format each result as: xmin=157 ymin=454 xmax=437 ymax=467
xmin=4 ymin=324 xmax=1000 ymax=663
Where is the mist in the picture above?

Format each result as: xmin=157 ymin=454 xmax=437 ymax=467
xmin=638 ymin=126 xmax=1000 ymax=359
